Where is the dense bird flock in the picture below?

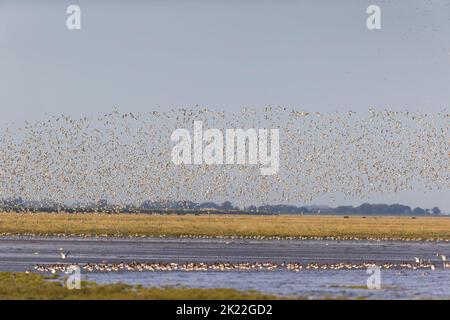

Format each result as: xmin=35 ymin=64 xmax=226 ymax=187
xmin=34 ymin=260 xmax=446 ymax=273
xmin=0 ymin=108 xmax=448 ymax=211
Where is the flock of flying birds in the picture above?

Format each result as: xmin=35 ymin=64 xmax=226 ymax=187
xmin=0 ymin=107 xmax=448 ymax=210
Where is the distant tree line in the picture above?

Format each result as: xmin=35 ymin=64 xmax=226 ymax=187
xmin=327 ymin=203 xmax=441 ymax=215
xmin=0 ymin=198 xmax=443 ymax=216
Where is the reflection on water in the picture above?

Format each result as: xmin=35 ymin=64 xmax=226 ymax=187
xmin=85 ymin=269 xmax=450 ymax=299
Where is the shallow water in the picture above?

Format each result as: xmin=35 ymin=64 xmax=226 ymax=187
xmin=2 ymin=236 xmax=450 ymax=269
xmin=85 ymin=269 xmax=450 ymax=299
xmin=2 ymin=236 xmax=450 ymax=299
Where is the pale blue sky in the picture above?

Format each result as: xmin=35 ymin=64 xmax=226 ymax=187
xmin=0 ymin=0 xmax=449 ymax=210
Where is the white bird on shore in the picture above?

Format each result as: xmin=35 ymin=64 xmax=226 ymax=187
xmin=428 ymin=260 xmax=435 ymax=270
xmin=437 ymin=253 xmax=447 ymax=261
xmin=436 ymin=253 xmax=447 ymax=268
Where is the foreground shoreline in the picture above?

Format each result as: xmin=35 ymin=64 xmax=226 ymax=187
xmin=1 ymin=212 xmax=450 ymax=241
xmin=0 ymin=272 xmax=280 ymax=300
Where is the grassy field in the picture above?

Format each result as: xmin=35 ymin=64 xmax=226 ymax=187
xmin=0 ymin=212 xmax=450 ymax=240
xmin=0 ymin=272 xmax=277 ymax=300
